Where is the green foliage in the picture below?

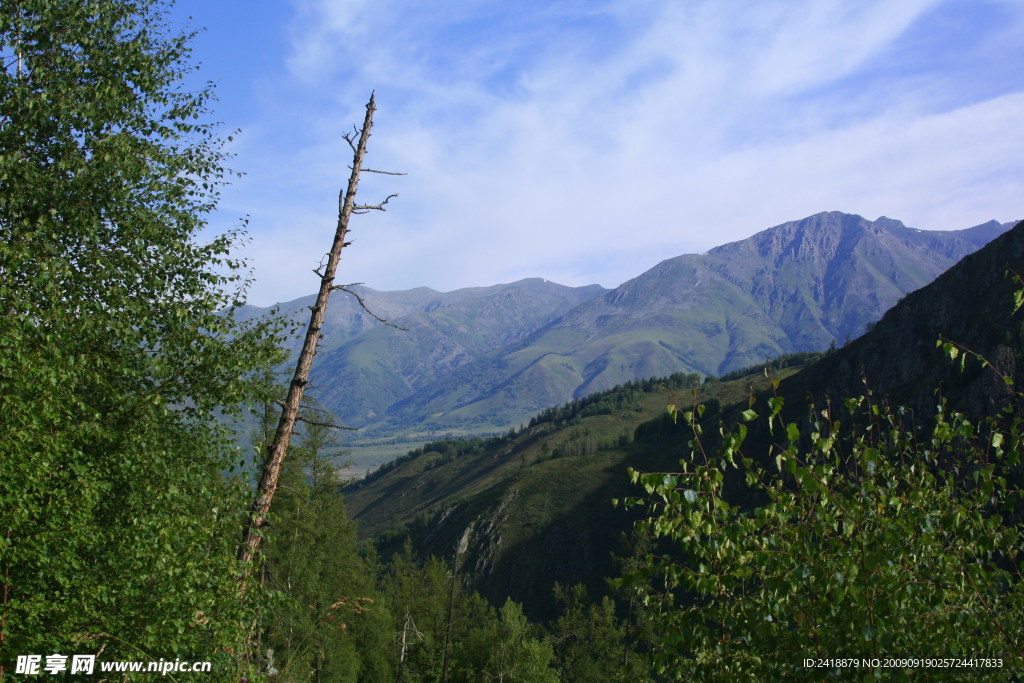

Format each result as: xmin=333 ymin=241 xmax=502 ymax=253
xmin=548 ymin=584 xmax=628 ymax=681
xmin=380 ymin=544 xmax=450 ymax=680
xmin=549 ymin=427 xmax=599 ymax=459
xmin=458 ymin=599 xmax=558 ymax=682
xmin=261 ymin=413 xmax=392 ymax=681
xmin=622 ymin=352 xmax=1024 ymax=678
xmin=0 ymin=0 xmax=285 ymax=671
xmin=377 ymin=544 xmax=558 ymax=682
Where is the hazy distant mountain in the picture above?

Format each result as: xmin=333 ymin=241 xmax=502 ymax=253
xmin=383 ymin=212 xmax=1016 ymax=436
xmin=240 ymin=279 xmax=608 ymax=428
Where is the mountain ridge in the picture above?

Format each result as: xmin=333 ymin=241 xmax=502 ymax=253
xmin=376 ymin=212 xmax=1016 ymax=438
xmin=249 ymin=212 xmax=1016 ymax=466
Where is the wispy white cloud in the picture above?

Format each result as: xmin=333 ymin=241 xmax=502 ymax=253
xmin=198 ymin=0 xmax=1024 ymax=304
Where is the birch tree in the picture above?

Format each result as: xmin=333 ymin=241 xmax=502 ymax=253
xmin=0 ymin=0 xmax=284 ymax=672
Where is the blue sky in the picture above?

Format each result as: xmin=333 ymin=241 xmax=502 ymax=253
xmin=169 ymin=0 xmax=1024 ymax=306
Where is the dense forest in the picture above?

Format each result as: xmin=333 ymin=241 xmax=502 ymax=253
xmin=2 ymin=1 xmax=1023 ymax=681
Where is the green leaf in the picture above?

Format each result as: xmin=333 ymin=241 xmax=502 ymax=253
xmin=786 ymin=423 xmax=800 ymax=443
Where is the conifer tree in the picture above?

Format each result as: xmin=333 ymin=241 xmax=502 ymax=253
xmin=261 ymin=413 xmax=393 ymax=681
xmin=548 ymin=584 xmax=628 ymax=681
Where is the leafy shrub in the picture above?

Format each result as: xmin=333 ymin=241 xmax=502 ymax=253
xmin=619 ymin=297 xmax=1024 ymax=679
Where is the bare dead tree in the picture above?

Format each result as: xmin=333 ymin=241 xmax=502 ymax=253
xmin=395 ymin=609 xmax=424 ymax=682
xmin=440 ymin=525 xmax=473 ymax=683
xmin=238 ymin=93 xmax=402 ymax=572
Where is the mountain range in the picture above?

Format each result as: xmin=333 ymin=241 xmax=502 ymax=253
xmin=344 ymin=217 xmax=1024 ymax=621
xmin=241 ymin=211 xmax=1016 ymax=460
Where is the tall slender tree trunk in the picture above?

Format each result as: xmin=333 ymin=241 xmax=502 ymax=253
xmin=396 ymin=609 xmax=415 ymax=683
xmin=238 ymin=94 xmax=377 ymax=570
xmin=441 ymin=527 xmax=471 ymax=682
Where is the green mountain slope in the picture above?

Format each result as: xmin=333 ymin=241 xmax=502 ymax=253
xmin=313 ymin=279 xmax=608 ymax=431
xmin=344 ymin=363 xmax=810 ymax=621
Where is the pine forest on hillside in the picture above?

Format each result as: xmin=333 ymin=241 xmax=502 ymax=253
xmin=2 ymin=2 xmax=1023 ymax=681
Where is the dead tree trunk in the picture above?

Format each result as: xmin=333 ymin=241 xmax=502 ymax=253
xmin=440 ymin=526 xmax=472 ymax=682
xmin=238 ymin=93 xmax=387 ymax=571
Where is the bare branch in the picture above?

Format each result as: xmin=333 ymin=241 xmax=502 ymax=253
xmin=275 ymin=484 xmax=312 ymax=503
xmin=274 ymin=400 xmax=358 ymax=430
xmin=363 ymin=168 xmax=408 ymax=176
xmin=313 ymin=253 xmax=328 ymax=278
xmin=332 ymin=285 xmax=408 ymax=330
xmin=353 ymin=193 xmax=398 ymax=213
xmin=342 ymin=129 xmax=359 ymax=154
